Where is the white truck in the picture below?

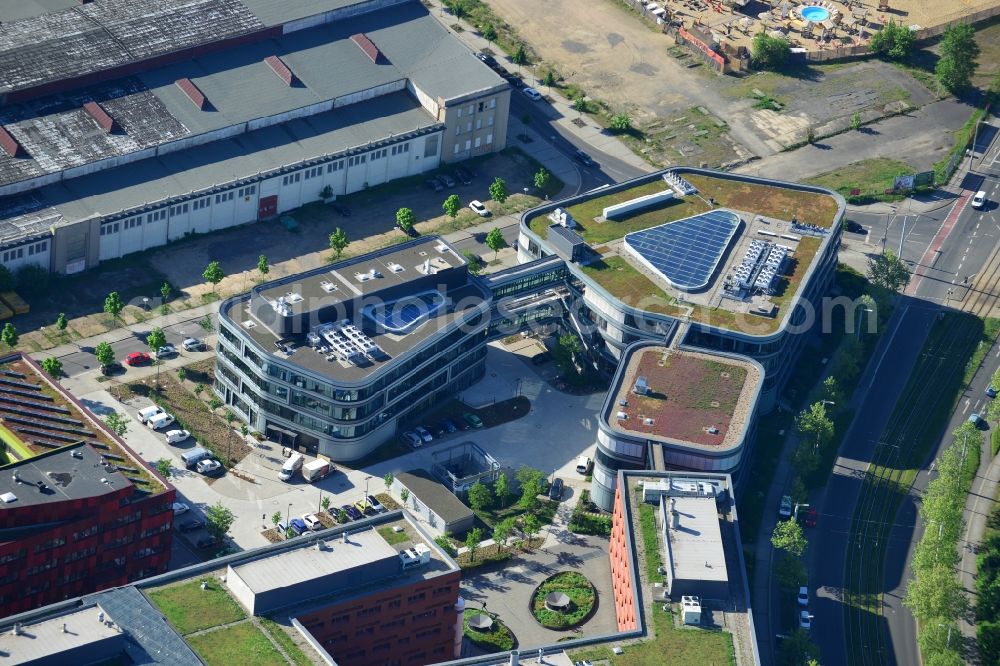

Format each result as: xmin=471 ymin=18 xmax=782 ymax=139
xmin=302 ymin=459 xmax=332 ymax=482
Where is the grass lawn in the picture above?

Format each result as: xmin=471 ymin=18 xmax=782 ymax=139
xmin=463 ymin=611 xmax=515 ymax=651
xmin=637 ymin=504 xmax=661 ymax=582
xmin=570 ymin=602 xmax=735 ymax=665
xmin=686 ymin=174 xmax=840 ymax=228
xmin=187 ymin=622 xmax=286 ymax=666
xmin=259 ymin=617 xmax=313 ymax=666
xmin=378 ymin=526 xmax=410 ymax=545
xmin=805 ymin=158 xmax=915 ymax=202
xmin=147 ymin=580 xmax=246 ymax=635
xmin=579 ymin=257 xmax=685 ymax=317
xmin=530 ymin=571 xmax=596 ymax=629
xmin=562 ymin=186 xmax=710 ymax=245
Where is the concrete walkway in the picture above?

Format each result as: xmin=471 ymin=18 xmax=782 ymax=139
xmin=959 ymin=431 xmax=1000 ymax=641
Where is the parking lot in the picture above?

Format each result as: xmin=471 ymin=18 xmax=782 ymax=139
xmin=82 ymin=340 xmax=606 ymax=565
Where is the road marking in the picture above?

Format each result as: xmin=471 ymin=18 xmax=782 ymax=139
xmin=963 ymin=398 xmax=970 ymax=414
xmin=909 ymin=190 xmax=974 ymax=294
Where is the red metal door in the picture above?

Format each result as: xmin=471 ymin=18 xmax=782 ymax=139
xmin=258 ymin=195 xmax=278 ymax=220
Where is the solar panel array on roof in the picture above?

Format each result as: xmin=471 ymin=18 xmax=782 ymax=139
xmin=624 ymin=210 xmax=741 ymax=292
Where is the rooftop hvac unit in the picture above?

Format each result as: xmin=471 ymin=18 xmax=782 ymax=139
xmin=643 ymin=418 xmax=655 ymax=426
xmin=634 ymin=376 xmax=649 ymax=395
xmin=616 ymin=411 xmax=628 ymax=420
xmin=707 ymin=425 xmax=719 ymax=435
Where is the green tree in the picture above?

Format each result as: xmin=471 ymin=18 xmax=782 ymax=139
xmin=468 ymin=481 xmax=492 ymax=513
xmin=160 ymin=281 xmax=171 ymax=305
xmin=481 ymin=23 xmax=497 ymax=43
xmin=493 ymin=516 xmax=514 ymax=554
xmin=155 ymin=458 xmax=172 ymax=479
xmin=41 ymin=357 xmax=62 ymax=377
xmin=0 ymin=323 xmax=17 ymax=348
xmin=104 ymin=291 xmax=125 ymax=322
xmin=494 ymin=472 xmax=510 ymax=508
xmin=867 ymin=249 xmax=911 ymax=293
xmin=55 ymin=312 xmax=68 ymax=331
xmin=443 ymin=194 xmax=461 ymax=219
xmin=771 ymin=519 xmax=808 ymax=557
xmin=512 ymin=43 xmax=528 ymax=66
xmin=485 ymin=227 xmax=507 ymax=260
xmin=553 ymin=333 xmax=583 ymax=375
xmin=522 ymin=514 xmax=541 ymax=545
xmin=488 ymin=177 xmax=509 ymax=204
xmin=400 ymin=488 xmax=410 ymax=507
xmin=321 ymin=495 xmax=332 ymax=513
xmin=462 ymin=251 xmax=483 ymax=275
xmin=205 ymin=502 xmax=236 ymax=541
xmin=797 ymin=401 xmax=835 ymax=452
xmin=465 ymin=527 xmax=483 ymax=562
xmin=203 ymin=261 xmax=224 ymax=293
xmin=518 ymin=476 xmax=541 ymax=513
xmin=95 ymin=341 xmax=115 ymax=368
xmin=821 ymin=376 xmax=842 ymax=406
xmin=542 ymin=69 xmax=556 ymax=88
xmin=936 ymin=23 xmax=979 ymax=93
xmin=103 ymin=411 xmax=129 ymax=437
xmin=257 ymin=254 xmax=269 ymax=281
xmin=337 ymin=508 xmax=349 ymax=524
xmin=869 ymin=19 xmax=916 ymax=60
xmin=328 ymin=227 xmax=349 ymax=259
xmin=851 ymin=112 xmax=862 ymax=130
xmin=610 ymin=112 xmax=632 ymax=132
xmin=572 ymin=97 xmax=588 ymax=115
xmin=146 ymin=327 xmax=166 ymax=355
xmin=775 ymin=554 xmax=808 ymax=592
xmin=320 ymin=184 xmax=333 ymax=201
xmin=384 ymin=472 xmax=394 ymax=493
xmin=776 ymin=628 xmax=818 ymax=666
xmin=988 ymin=396 xmax=1000 ymax=427
xmin=271 ymin=511 xmax=282 ymax=528
xmin=533 ymin=168 xmax=551 ymax=192
xmin=979 ymin=620 xmax=1000 ymax=665
xmin=751 ymin=32 xmax=790 ymax=71
xmin=904 ymin=563 xmax=967 ymax=620
xmin=396 ymin=207 xmax=416 ymax=233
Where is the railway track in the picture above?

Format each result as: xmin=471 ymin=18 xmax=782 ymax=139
xmin=842 ymin=313 xmax=981 ymax=666
xmin=960 ymin=236 xmax=1000 ymax=318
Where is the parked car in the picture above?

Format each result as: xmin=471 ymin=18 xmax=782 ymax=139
xmin=972 ymin=190 xmax=987 ymax=209
xmin=426 ymin=178 xmax=443 ymax=192
xmin=469 ymin=200 xmax=490 ymax=217
xmin=182 ymin=337 xmax=207 ymax=352
xmin=442 ymin=419 xmax=458 ymax=434
xmin=402 ymin=431 xmax=422 ymax=448
xmin=125 ymin=351 xmax=152 ymax=366
xmin=195 ymin=535 xmax=218 ymax=550
xmin=523 ymin=87 xmax=542 ymax=101
xmin=366 ymin=495 xmax=386 ymax=513
xmin=797 ymin=586 xmax=809 ymax=607
xmin=414 ymin=426 xmax=433 ymax=443
xmin=778 ymin=495 xmax=793 ymax=518
xmin=137 ymin=405 xmax=163 ymax=424
xmin=165 ymin=429 xmax=191 ymax=444
xmin=438 ymin=173 xmax=456 ymax=188
xmin=398 ymin=220 xmax=419 ymax=237
xmin=988 ymin=386 xmax=998 ymax=398
xmin=147 ymin=413 xmax=175 ymax=430
xmin=548 ymin=477 xmax=564 ymax=501
xmin=799 ymin=610 xmax=813 ymax=630
xmin=355 ymin=500 xmax=375 ymax=516
xmin=506 ymin=75 xmax=524 ymax=89
xmin=289 ymin=518 xmax=308 ymax=536
xmin=100 ymin=361 xmax=123 ymax=376
xmin=576 ymin=455 xmax=593 ymax=475
xmin=177 ymin=518 xmax=204 ymax=532
xmin=462 ymin=412 xmax=483 ymax=429
xmin=276 ymin=521 xmax=290 ymax=537
xmin=476 ymin=52 xmax=498 ymax=67
xmin=196 ymin=459 xmax=223 ymax=476
xmin=801 ymin=508 xmax=818 ymax=528
xmin=970 ymin=413 xmax=983 ymax=428
xmin=172 ymin=502 xmax=190 ymax=515
xmin=342 ymin=504 xmax=363 ymax=521
xmin=845 ymin=220 xmax=866 ymax=234
xmin=155 ymin=344 xmax=177 ymax=359
xmin=454 ymin=168 xmax=472 ymax=185
xmin=573 ymin=149 xmax=596 ymax=168
xmin=302 ymin=514 xmax=323 ymax=531
xmin=532 ymin=351 xmax=552 ymax=365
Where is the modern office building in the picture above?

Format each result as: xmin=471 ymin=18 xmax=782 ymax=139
xmin=0 ymin=353 xmax=175 ymax=619
xmin=592 ymin=341 xmax=763 ymax=509
xmin=0 ymin=0 xmax=509 ymax=275
xmin=215 ymin=236 xmax=491 ymax=461
xmin=0 ymin=512 xmax=462 ymax=666
xmin=608 ymin=470 xmax=757 ymax=663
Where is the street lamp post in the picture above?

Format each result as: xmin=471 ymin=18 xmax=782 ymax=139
xmin=285 ymin=502 xmax=292 ymax=538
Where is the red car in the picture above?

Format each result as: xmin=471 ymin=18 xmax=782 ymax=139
xmin=801 ymin=508 xmax=818 ymax=528
xmin=125 ymin=351 xmax=152 ymax=366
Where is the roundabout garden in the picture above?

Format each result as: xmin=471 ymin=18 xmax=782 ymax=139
xmin=530 ymin=571 xmax=597 ymax=629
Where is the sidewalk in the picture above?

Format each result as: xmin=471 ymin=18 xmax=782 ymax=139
xmin=959 ymin=432 xmax=1000 ymax=641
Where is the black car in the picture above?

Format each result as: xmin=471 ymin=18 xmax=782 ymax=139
xmin=100 ymin=362 xmax=123 ymax=376
xmin=506 ymin=76 xmax=525 ymax=90
xmin=574 ymin=149 xmax=596 ymax=168
xmin=476 ymin=52 xmax=498 ymax=68
xmin=532 ymin=351 xmax=552 ymax=365
xmin=195 ymin=535 xmax=218 ymax=550
xmin=342 ymin=504 xmax=363 ymax=521
xmin=455 ymin=166 xmax=475 ymax=183
xmin=398 ymin=222 xmax=419 ymax=237
xmin=177 ymin=518 xmax=205 ymax=533
xmin=845 ymin=220 xmax=866 ymax=234
xmin=332 ymin=203 xmax=351 ymax=217
xmin=549 ymin=477 xmax=564 ymax=501
xmin=426 ymin=178 xmax=443 ymax=192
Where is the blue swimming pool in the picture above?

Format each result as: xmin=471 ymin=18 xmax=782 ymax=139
xmin=800 ymin=5 xmax=830 ymax=22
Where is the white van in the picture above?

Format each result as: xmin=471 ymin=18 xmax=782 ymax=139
xmin=137 ymin=405 xmax=163 ymax=424
xmin=279 ymin=453 xmax=304 ymax=481
xmin=972 ymin=191 xmax=987 ymax=209
xmin=576 ymin=455 xmax=593 ymax=475
xmin=181 ymin=447 xmax=212 ymax=469
xmin=147 ymin=413 xmax=175 ymax=430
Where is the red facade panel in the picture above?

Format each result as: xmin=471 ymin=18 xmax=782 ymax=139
xmin=264 ymin=56 xmax=294 ymax=86
xmin=350 ymin=34 xmax=382 ymax=64
xmin=175 ymin=78 xmax=207 ymax=110
xmin=0 ymin=127 xmax=23 ymax=157
xmin=83 ymin=101 xmax=114 ymax=132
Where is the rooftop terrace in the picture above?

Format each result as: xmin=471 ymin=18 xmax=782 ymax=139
xmin=526 ymin=170 xmax=842 ymax=335
xmin=607 ymin=345 xmax=760 ymax=449
xmin=0 ymin=355 xmax=165 ymax=496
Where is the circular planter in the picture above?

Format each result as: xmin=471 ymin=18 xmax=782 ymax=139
xmin=463 ymin=611 xmax=515 ymax=652
xmin=529 ymin=571 xmax=597 ymax=630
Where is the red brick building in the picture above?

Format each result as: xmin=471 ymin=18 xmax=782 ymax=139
xmin=0 ymin=354 xmax=174 ymax=619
